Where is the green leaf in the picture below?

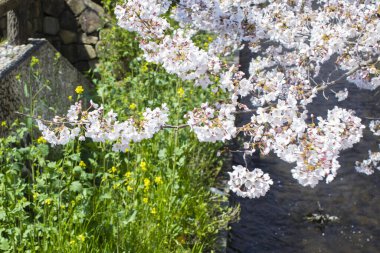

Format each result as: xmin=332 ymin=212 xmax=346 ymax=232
xmin=23 ymin=83 xmax=29 ymax=98
xmin=158 ymin=149 xmax=167 ymax=159
xmin=0 ymin=237 xmax=10 ymax=251
xmin=69 ymin=181 xmax=83 ymax=193
xmin=123 ymin=210 xmax=137 ymax=225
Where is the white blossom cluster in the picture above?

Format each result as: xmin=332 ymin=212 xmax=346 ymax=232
xmin=228 ymin=165 xmax=273 ymax=199
xmin=369 ymin=120 xmax=380 ymax=136
xmin=32 ymin=0 xmax=380 ymax=199
xmin=115 ymin=0 xmax=171 ymax=39
xmin=186 ymin=103 xmax=236 ymax=142
xmin=355 ymin=149 xmax=380 ymax=175
xmin=37 ymin=101 xmax=169 ymax=152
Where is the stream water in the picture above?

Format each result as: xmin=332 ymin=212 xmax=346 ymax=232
xmin=227 ymin=49 xmax=380 ymax=253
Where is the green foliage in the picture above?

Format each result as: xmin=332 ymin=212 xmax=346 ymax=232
xmin=0 ymin=3 xmax=238 ymax=252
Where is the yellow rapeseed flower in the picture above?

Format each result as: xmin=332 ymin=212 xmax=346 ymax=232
xmin=144 ymin=178 xmax=151 ymax=189
xmin=124 ymin=171 xmax=132 ymax=178
xmin=151 ymin=207 xmax=157 ymax=215
xmin=79 ymin=161 xmax=86 ymax=167
xmin=110 ymin=166 xmax=117 ymax=174
xmin=129 ymin=103 xmax=137 ymax=110
xmin=127 ymin=185 xmax=133 ymax=192
xmin=1 ymin=121 xmax=6 ymax=127
xmin=30 ymin=56 xmax=39 ymax=68
xmin=143 ymin=197 xmax=148 ymax=203
xmin=177 ymin=87 xmax=185 ymax=98
xmin=154 ymin=176 xmax=163 ymax=184
xmin=44 ymin=198 xmax=52 ymax=205
xmin=75 ymin=85 xmax=84 ymax=94
xmin=68 ymin=95 xmax=73 ymax=101
xmin=77 ymin=234 xmax=85 ymax=242
xmin=140 ymin=161 xmax=147 ymax=172
xmin=37 ymin=136 xmax=47 ymax=144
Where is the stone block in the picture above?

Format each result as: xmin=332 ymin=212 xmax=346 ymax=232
xmin=59 ymin=30 xmax=77 ymax=44
xmin=77 ymin=44 xmax=97 ymax=60
xmin=79 ymin=33 xmax=98 ymax=44
xmin=43 ymin=0 xmax=65 ymax=17
xmin=59 ymin=10 xmax=77 ymax=31
xmin=65 ymin=0 xmax=86 ymax=16
xmin=43 ymin=16 xmax=60 ymax=35
xmin=74 ymin=61 xmax=90 ymax=72
xmin=79 ymin=9 xmax=103 ymax=34
xmin=84 ymin=0 xmax=104 ymax=15
xmin=61 ymin=44 xmax=77 ymax=62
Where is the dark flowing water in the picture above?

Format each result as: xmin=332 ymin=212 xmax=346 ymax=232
xmin=227 ymin=49 xmax=380 ymax=253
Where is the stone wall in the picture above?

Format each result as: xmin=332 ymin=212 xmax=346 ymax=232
xmin=0 ymin=0 xmax=107 ymax=72
xmin=0 ymin=39 xmax=91 ymax=124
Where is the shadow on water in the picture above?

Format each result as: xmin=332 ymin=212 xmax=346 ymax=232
xmin=227 ymin=47 xmax=380 ymax=253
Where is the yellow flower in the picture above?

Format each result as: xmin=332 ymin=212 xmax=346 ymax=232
xmin=75 ymin=85 xmax=84 ymax=94
xmin=129 ymin=103 xmax=137 ymax=110
xmin=113 ymin=183 xmax=120 ymax=190
xmin=177 ymin=87 xmax=185 ymax=98
xmin=37 ymin=136 xmax=47 ymax=144
xmin=77 ymin=234 xmax=85 ymax=242
xmin=1 ymin=121 xmax=6 ymax=127
xmin=125 ymin=147 xmax=129 ymax=153
xmin=154 ymin=176 xmax=163 ymax=184
xmin=44 ymin=198 xmax=52 ymax=205
xmin=68 ymin=95 xmax=73 ymax=101
xmin=124 ymin=171 xmax=132 ymax=178
xmin=144 ymin=178 xmax=151 ymax=189
xmin=143 ymin=197 xmax=148 ymax=203
xmin=127 ymin=185 xmax=133 ymax=192
xmin=33 ymin=192 xmax=39 ymax=200
xmin=79 ymin=161 xmax=86 ymax=167
xmin=69 ymin=240 xmax=76 ymax=245
xmin=140 ymin=161 xmax=147 ymax=172
xmin=110 ymin=166 xmax=117 ymax=174
xmin=151 ymin=207 xmax=157 ymax=215
xmin=15 ymin=74 xmax=21 ymax=81
xmin=30 ymin=56 xmax=39 ymax=68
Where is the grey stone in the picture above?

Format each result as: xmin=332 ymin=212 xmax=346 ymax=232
xmin=43 ymin=0 xmax=65 ymax=17
xmin=43 ymin=16 xmax=60 ymax=35
xmin=61 ymin=44 xmax=77 ymax=62
xmin=77 ymin=44 xmax=97 ymax=60
xmin=0 ymin=17 xmax=6 ymax=29
xmin=59 ymin=10 xmax=77 ymax=31
xmin=65 ymin=0 xmax=86 ymax=16
xmin=59 ymin=30 xmax=77 ymax=44
xmin=79 ymin=33 xmax=98 ymax=44
xmin=74 ymin=61 xmax=90 ymax=72
xmin=78 ymin=9 xmax=103 ymax=34
xmin=84 ymin=0 xmax=104 ymax=15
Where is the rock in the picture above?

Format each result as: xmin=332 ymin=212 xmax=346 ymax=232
xmin=79 ymin=33 xmax=98 ymax=44
xmin=78 ymin=9 xmax=103 ymax=34
xmin=0 ymin=17 xmax=7 ymax=29
xmin=61 ymin=44 xmax=77 ymax=62
xmin=59 ymin=10 xmax=77 ymax=31
xmin=59 ymin=30 xmax=77 ymax=44
xmin=84 ymin=0 xmax=104 ymax=15
xmin=77 ymin=44 xmax=97 ymax=60
xmin=43 ymin=16 xmax=60 ymax=35
xmin=65 ymin=0 xmax=86 ymax=16
xmin=74 ymin=61 xmax=90 ymax=72
xmin=43 ymin=0 xmax=65 ymax=17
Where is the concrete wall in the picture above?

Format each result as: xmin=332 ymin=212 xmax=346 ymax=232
xmin=0 ymin=39 xmax=91 ymax=123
